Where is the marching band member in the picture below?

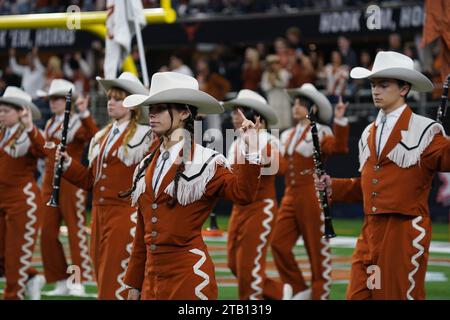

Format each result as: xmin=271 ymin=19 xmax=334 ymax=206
xmin=271 ymin=83 xmax=349 ymax=300
xmin=223 ymin=89 xmax=285 ymax=300
xmin=121 ymin=72 xmax=262 ymax=300
xmin=315 ymin=51 xmax=450 ymax=300
xmin=56 ymin=72 xmax=153 ymax=299
xmin=38 ymin=79 xmax=98 ymax=296
xmin=0 ymin=87 xmax=46 ymax=299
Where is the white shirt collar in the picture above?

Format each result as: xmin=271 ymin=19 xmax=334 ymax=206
xmin=7 ymin=123 xmax=21 ymax=135
xmin=159 ymin=139 xmax=184 ymax=162
xmin=111 ymin=120 xmax=130 ymax=134
xmin=375 ymin=104 xmax=407 ymax=127
xmin=55 ymin=114 xmax=64 ymax=122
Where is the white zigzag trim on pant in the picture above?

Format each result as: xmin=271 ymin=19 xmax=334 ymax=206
xmin=249 ymin=199 xmax=274 ymax=300
xmin=17 ymin=183 xmax=38 ymax=300
xmin=115 ymin=211 xmax=138 ymax=300
xmin=189 ymin=248 xmax=210 ymax=300
xmin=319 ymin=210 xmax=332 ymax=300
xmin=406 ymin=216 xmax=426 ymax=300
xmin=75 ymin=189 xmax=93 ymax=282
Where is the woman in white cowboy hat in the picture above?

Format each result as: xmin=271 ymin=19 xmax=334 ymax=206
xmin=117 ymin=72 xmax=262 ymax=300
xmin=0 ymin=87 xmax=46 ymax=300
xmin=222 ymin=89 xmax=285 ymax=300
xmin=270 ymin=83 xmax=349 ymax=300
xmin=38 ymin=78 xmax=98 ymax=297
xmin=55 ymin=72 xmax=154 ymax=300
xmin=314 ymin=51 xmax=450 ymax=300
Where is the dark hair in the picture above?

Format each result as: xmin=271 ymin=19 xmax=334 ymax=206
xmin=396 ymin=80 xmax=411 ymax=100
xmin=119 ymin=103 xmax=198 ymax=207
xmin=294 ymin=95 xmax=314 ymax=110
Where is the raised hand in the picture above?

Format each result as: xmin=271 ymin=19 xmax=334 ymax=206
xmin=75 ymin=94 xmax=90 ymax=114
xmin=334 ymin=95 xmax=349 ymax=119
xmin=236 ymin=108 xmax=261 ymax=154
xmin=19 ymin=108 xmax=33 ymax=131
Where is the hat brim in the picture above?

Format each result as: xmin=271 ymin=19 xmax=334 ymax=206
xmin=0 ymin=97 xmax=41 ymax=120
xmin=286 ymin=88 xmax=333 ymax=123
xmin=222 ymin=98 xmax=278 ymax=125
xmin=96 ymin=77 xmax=148 ymax=96
xmin=36 ymin=89 xmax=76 ymax=99
xmin=123 ymin=88 xmax=224 ymax=114
xmin=350 ymin=67 xmax=434 ymax=92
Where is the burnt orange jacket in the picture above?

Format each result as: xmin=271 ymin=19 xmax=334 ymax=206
xmin=124 ymin=144 xmax=261 ymax=289
xmin=332 ymin=107 xmax=450 ymax=217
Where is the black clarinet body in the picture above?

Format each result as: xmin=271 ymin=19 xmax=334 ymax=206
xmin=47 ymin=89 xmax=72 ymax=207
xmin=436 ymin=74 xmax=450 ymax=125
xmin=307 ymin=110 xmax=336 ymax=239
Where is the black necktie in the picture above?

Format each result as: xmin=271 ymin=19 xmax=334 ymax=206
xmin=377 ymin=114 xmax=387 ymax=158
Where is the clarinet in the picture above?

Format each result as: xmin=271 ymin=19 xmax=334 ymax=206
xmin=47 ymin=89 xmax=72 ymax=207
xmin=436 ymin=73 xmax=450 ymax=124
xmin=307 ymin=109 xmax=336 ymax=239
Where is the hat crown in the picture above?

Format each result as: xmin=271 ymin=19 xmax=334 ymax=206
xmin=372 ymin=51 xmax=414 ymax=73
xmin=117 ymin=72 xmax=142 ymax=84
xmin=2 ymin=86 xmax=32 ymax=102
xmin=149 ymin=72 xmax=198 ymax=97
xmin=235 ymin=89 xmax=267 ymax=104
xmin=299 ymin=83 xmax=317 ymax=92
xmin=48 ymin=79 xmax=75 ymax=96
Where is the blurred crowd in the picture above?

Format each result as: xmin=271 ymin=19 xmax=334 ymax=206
xmin=0 ymin=0 xmax=416 ymax=16
xmin=0 ymin=24 xmax=443 ymax=130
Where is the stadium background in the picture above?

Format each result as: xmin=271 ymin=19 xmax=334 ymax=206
xmin=0 ymin=0 xmax=449 ymax=299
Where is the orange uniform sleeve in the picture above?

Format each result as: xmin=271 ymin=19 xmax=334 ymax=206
xmin=321 ymin=123 xmax=350 ymax=156
xmin=63 ymin=158 xmax=94 ymax=190
xmin=205 ymin=163 xmax=260 ymax=205
xmin=74 ymin=115 xmax=99 ymax=143
xmin=422 ymin=133 xmax=450 ymax=172
xmin=331 ymin=177 xmax=363 ymax=203
xmin=27 ymin=125 xmax=48 ymax=158
xmin=123 ymin=209 xmax=146 ymax=290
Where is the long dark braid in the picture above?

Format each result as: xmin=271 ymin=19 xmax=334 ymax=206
xmin=167 ymin=104 xmax=197 ymax=207
xmin=118 ymin=138 xmax=163 ymax=198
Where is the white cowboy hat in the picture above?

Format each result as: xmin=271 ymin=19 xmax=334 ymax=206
xmin=286 ymin=83 xmax=333 ymax=123
xmin=97 ymin=72 xmax=150 ymax=124
xmin=37 ymin=79 xmax=75 ymax=98
xmin=96 ymin=72 xmax=148 ymax=96
xmin=350 ymin=51 xmax=433 ymax=92
xmin=0 ymin=86 xmax=41 ymax=120
xmin=123 ymin=72 xmax=223 ymax=114
xmin=222 ymin=89 xmax=278 ymax=125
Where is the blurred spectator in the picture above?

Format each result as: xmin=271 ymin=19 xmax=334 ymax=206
xmin=8 ymin=47 xmax=45 ymax=99
xmin=0 ymin=66 xmax=21 ymax=89
xmin=241 ymin=47 xmax=263 ymax=91
xmin=403 ymin=44 xmax=423 ymax=101
xmin=43 ymin=55 xmax=64 ymax=91
xmin=261 ymin=54 xmax=291 ymax=130
xmin=274 ymin=37 xmax=291 ymax=68
xmin=287 ymin=51 xmax=315 ymax=88
xmin=388 ymin=33 xmax=402 ymax=52
xmin=319 ymin=50 xmax=349 ymax=101
xmin=337 ymin=35 xmax=357 ymax=68
xmin=196 ymin=58 xmax=231 ymax=101
xmin=285 ymin=26 xmax=305 ymax=55
xmin=170 ymin=53 xmax=194 ymax=76
xmin=64 ymin=52 xmax=91 ymax=94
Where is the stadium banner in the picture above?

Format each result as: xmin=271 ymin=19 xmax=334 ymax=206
xmin=0 ymin=3 xmax=424 ymax=50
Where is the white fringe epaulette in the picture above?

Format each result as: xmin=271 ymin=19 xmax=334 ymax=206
xmin=53 ymin=115 xmax=82 ymax=144
xmin=295 ymin=124 xmax=333 ymax=157
xmin=358 ymin=124 xmax=372 ymax=172
xmin=3 ymin=130 xmax=30 ymax=158
xmin=87 ymin=126 xmax=110 ymax=167
xmin=130 ymin=152 xmax=152 ymax=206
xmin=164 ymin=144 xmax=231 ymax=206
xmin=116 ymin=125 xmax=152 ymax=167
xmin=359 ymin=113 xmax=444 ymax=170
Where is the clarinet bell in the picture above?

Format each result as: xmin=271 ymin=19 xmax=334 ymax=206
xmin=46 ymin=193 xmax=59 ymax=207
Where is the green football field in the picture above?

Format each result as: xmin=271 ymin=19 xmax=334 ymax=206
xmin=1 ymin=216 xmax=449 ymax=300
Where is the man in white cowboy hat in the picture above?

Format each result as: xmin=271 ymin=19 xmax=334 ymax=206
xmin=315 ymin=51 xmax=450 ymax=300
xmin=38 ymin=78 xmax=99 ymax=297
xmin=55 ymin=71 xmax=154 ymax=300
xmin=119 ymin=72 xmax=264 ymax=300
xmin=0 ymin=86 xmax=47 ymax=299
xmin=270 ymin=83 xmax=349 ymax=300
xmin=222 ymin=89 xmax=286 ymax=300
